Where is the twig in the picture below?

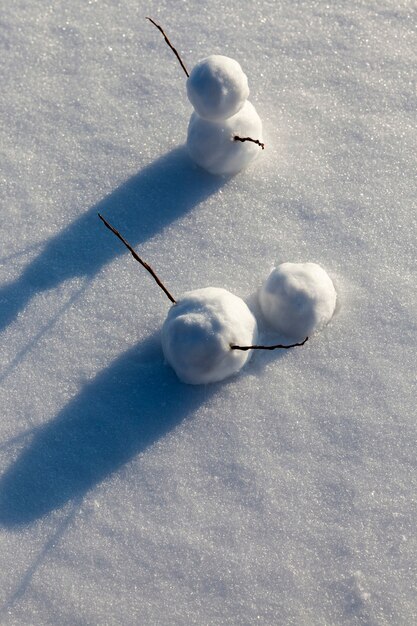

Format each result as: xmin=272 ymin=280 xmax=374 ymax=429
xmin=230 ymin=336 xmax=308 ymax=351
xmin=146 ymin=17 xmax=189 ymax=78
xmin=98 ymin=214 xmax=176 ymax=304
xmin=234 ymin=136 xmax=265 ymax=150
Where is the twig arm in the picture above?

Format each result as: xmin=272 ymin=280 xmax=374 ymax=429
xmin=146 ymin=17 xmax=189 ymax=78
xmin=230 ymin=336 xmax=308 ymax=351
xmin=98 ymin=214 xmax=176 ymax=304
xmin=234 ymin=136 xmax=265 ymax=150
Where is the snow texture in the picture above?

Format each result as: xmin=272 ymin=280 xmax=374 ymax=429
xmin=161 ymin=287 xmax=257 ymax=384
xmin=186 ymin=55 xmax=250 ymax=121
xmin=259 ymin=262 xmax=337 ymax=340
xmin=187 ymin=100 xmax=263 ymax=175
xmin=1 ymin=1 xmax=417 ymax=625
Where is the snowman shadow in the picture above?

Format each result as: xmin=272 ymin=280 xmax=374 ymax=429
xmin=0 ymin=332 xmax=221 ymax=527
xmin=0 ymin=319 xmax=307 ymax=526
xmin=0 ymin=146 xmax=226 ymax=335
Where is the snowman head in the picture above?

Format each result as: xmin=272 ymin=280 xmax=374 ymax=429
xmin=186 ymin=55 xmax=250 ymax=122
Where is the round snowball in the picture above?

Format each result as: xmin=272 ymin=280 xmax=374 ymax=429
xmin=162 ymin=287 xmax=258 ymax=385
xmin=186 ymin=55 xmax=249 ymax=121
xmin=187 ymin=100 xmax=263 ymax=176
xmin=259 ymin=262 xmax=337 ymax=340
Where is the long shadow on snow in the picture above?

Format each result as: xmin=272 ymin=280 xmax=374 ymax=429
xmin=0 ymin=333 xmax=217 ymax=526
xmin=0 ymin=147 xmax=224 ymax=333
xmin=0 ymin=317 xmax=297 ymax=527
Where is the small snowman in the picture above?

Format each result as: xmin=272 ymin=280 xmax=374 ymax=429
xmin=148 ymin=18 xmax=264 ymax=176
xmin=99 ymin=216 xmax=306 ymax=385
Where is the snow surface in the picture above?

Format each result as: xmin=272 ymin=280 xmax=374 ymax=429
xmin=186 ymin=55 xmax=250 ymax=121
xmin=1 ymin=1 xmax=417 ymax=625
xmin=259 ymin=262 xmax=337 ymax=340
xmin=187 ymin=100 xmax=263 ymax=175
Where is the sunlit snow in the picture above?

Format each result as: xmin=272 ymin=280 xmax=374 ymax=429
xmin=0 ymin=1 xmax=416 ymax=624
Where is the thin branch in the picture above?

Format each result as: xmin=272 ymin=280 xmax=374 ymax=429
xmin=234 ymin=135 xmax=265 ymax=150
xmin=230 ymin=336 xmax=308 ymax=351
xmin=98 ymin=214 xmax=176 ymax=304
xmin=146 ymin=17 xmax=189 ymax=78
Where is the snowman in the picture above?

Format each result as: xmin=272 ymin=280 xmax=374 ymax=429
xmin=148 ymin=18 xmax=264 ymax=176
xmin=186 ymin=55 xmax=264 ymax=175
xmin=99 ymin=215 xmax=307 ymax=385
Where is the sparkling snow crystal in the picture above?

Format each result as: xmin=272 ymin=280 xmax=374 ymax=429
xmin=162 ymin=287 xmax=257 ymax=384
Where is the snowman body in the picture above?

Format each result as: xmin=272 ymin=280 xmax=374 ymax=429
xmin=162 ymin=287 xmax=258 ymax=384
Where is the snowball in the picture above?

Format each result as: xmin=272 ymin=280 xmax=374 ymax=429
xmin=187 ymin=100 xmax=263 ymax=176
xmin=161 ymin=287 xmax=258 ymax=385
xmin=259 ymin=262 xmax=337 ymax=340
xmin=186 ymin=55 xmax=249 ymax=121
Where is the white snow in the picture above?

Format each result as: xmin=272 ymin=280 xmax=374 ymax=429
xmin=186 ymin=55 xmax=250 ymax=121
xmin=259 ymin=262 xmax=337 ymax=340
xmin=1 ymin=1 xmax=417 ymax=625
xmin=161 ymin=287 xmax=257 ymax=384
xmin=187 ymin=100 xmax=263 ymax=175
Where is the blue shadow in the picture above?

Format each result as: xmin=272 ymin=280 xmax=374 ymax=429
xmin=0 ymin=146 xmax=224 ymax=333
xmin=0 ymin=333 xmax=215 ymax=526
xmin=0 ymin=318 xmax=302 ymax=526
